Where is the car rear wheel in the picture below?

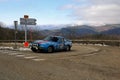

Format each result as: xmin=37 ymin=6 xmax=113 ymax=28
xmin=47 ymin=46 xmax=54 ymax=53
xmin=66 ymin=45 xmax=71 ymax=51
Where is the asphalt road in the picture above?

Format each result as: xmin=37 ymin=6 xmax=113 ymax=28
xmin=0 ymin=44 xmax=120 ymax=80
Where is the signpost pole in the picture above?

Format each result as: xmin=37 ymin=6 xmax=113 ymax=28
xmin=25 ymin=19 xmax=27 ymax=42
xmin=24 ymin=15 xmax=29 ymax=42
xmin=14 ymin=21 xmax=18 ymax=49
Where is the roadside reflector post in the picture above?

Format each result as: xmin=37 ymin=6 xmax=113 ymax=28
xmin=24 ymin=42 xmax=29 ymax=47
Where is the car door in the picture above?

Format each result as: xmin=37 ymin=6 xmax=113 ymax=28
xmin=57 ymin=38 xmax=65 ymax=50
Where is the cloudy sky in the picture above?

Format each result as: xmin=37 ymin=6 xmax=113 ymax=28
xmin=0 ymin=0 xmax=120 ymax=25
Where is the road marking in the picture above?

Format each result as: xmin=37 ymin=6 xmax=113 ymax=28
xmin=1 ymin=52 xmax=9 ymax=54
xmin=0 ymin=51 xmax=5 ymax=53
xmin=83 ymin=53 xmax=98 ymax=57
xmin=32 ymin=59 xmax=46 ymax=61
xmin=8 ymin=53 xmax=22 ymax=55
xmin=0 ymin=50 xmax=17 ymax=54
xmin=0 ymin=50 xmax=46 ymax=62
xmin=24 ymin=56 xmax=37 ymax=59
xmin=16 ymin=54 xmax=25 ymax=57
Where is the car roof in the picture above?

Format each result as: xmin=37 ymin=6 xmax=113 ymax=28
xmin=49 ymin=36 xmax=64 ymax=38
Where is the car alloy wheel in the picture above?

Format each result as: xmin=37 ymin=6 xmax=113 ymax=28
xmin=48 ymin=47 xmax=53 ymax=53
xmin=66 ymin=46 xmax=70 ymax=51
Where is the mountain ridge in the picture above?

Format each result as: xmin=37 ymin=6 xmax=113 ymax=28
xmin=7 ymin=24 xmax=120 ymax=36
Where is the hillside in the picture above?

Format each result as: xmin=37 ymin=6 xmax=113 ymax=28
xmin=94 ymin=24 xmax=120 ymax=32
xmin=1 ymin=24 xmax=120 ymax=40
xmin=43 ymin=24 xmax=120 ymax=39
xmin=0 ymin=26 xmax=15 ymax=40
xmin=102 ymin=27 xmax=120 ymax=35
xmin=0 ymin=26 xmax=43 ymax=40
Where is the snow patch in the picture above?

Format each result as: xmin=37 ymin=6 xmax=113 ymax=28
xmin=0 ymin=46 xmax=13 ymax=50
xmin=19 ymin=47 xmax=31 ymax=51
xmin=0 ymin=46 xmax=31 ymax=51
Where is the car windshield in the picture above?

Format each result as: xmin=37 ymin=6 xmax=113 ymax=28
xmin=44 ymin=36 xmax=58 ymax=42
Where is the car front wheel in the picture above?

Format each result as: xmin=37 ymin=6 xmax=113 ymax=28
xmin=31 ymin=47 xmax=39 ymax=53
xmin=47 ymin=46 xmax=54 ymax=53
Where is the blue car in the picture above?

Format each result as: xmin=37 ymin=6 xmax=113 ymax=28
xmin=30 ymin=36 xmax=72 ymax=53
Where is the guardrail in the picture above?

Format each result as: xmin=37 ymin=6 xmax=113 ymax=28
xmin=0 ymin=40 xmax=120 ymax=46
xmin=72 ymin=40 xmax=120 ymax=46
xmin=0 ymin=40 xmax=32 ymax=43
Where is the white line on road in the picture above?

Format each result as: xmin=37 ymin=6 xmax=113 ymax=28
xmin=16 ymin=54 xmax=25 ymax=57
xmin=32 ymin=59 xmax=46 ymax=61
xmin=24 ymin=56 xmax=37 ymax=59
xmin=83 ymin=53 xmax=98 ymax=57
xmin=8 ymin=53 xmax=22 ymax=55
xmin=0 ymin=50 xmax=17 ymax=54
xmin=1 ymin=52 xmax=9 ymax=54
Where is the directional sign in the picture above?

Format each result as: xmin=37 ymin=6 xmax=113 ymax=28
xmin=20 ymin=18 xmax=37 ymax=25
xmin=14 ymin=21 xmax=18 ymax=31
xmin=20 ymin=15 xmax=37 ymax=43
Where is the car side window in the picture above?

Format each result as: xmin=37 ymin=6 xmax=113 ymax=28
xmin=62 ymin=38 xmax=64 ymax=43
xmin=58 ymin=38 xmax=64 ymax=43
xmin=52 ymin=37 xmax=58 ymax=42
xmin=64 ymin=39 xmax=67 ymax=42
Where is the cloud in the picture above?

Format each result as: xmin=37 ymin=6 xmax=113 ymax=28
xmin=60 ymin=4 xmax=75 ymax=10
xmin=62 ymin=0 xmax=120 ymax=25
xmin=90 ymin=0 xmax=120 ymax=5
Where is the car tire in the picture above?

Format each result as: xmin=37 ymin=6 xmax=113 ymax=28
xmin=66 ymin=45 xmax=71 ymax=51
xmin=31 ymin=47 xmax=38 ymax=53
xmin=47 ymin=46 xmax=54 ymax=53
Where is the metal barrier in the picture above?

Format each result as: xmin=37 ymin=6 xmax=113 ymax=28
xmin=0 ymin=40 xmax=33 ymax=43
xmin=72 ymin=40 xmax=120 ymax=46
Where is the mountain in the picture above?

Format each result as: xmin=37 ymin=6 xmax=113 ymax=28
xmin=33 ymin=25 xmax=98 ymax=38
xmin=1 ymin=23 xmax=120 ymax=40
xmin=60 ymin=26 xmax=97 ymax=36
xmin=51 ymin=24 xmax=120 ymax=38
xmin=94 ymin=24 xmax=120 ymax=32
xmin=8 ymin=24 xmax=120 ymax=36
xmin=34 ymin=25 xmax=63 ymax=30
xmin=102 ymin=27 xmax=120 ymax=35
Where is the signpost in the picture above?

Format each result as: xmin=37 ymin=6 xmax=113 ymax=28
xmin=20 ymin=15 xmax=37 ymax=47
xmin=14 ymin=21 xmax=18 ymax=49
xmin=20 ymin=18 xmax=36 ymax=25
